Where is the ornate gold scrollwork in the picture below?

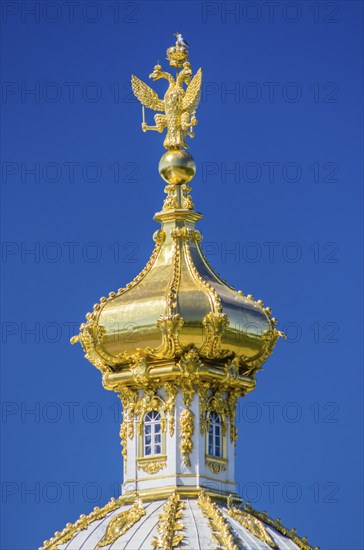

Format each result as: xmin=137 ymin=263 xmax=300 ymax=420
xmin=152 ymin=314 xmax=184 ymax=359
xmin=137 ymin=457 xmax=167 ymax=475
xmin=178 ymin=346 xmax=203 ymax=379
xmin=209 ymin=390 xmax=229 ymax=436
xmin=179 ymin=408 xmax=194 ymax=467
xmin=153 ymin=229 xmax=166 ymax=244
xmin=206 ymin=457 xmax=227 ymax=474
xmin=242 ymin=328 xmax=282 ymax=378
xmin=164 ymin=383 xmax=178 ymax=436
xmin=119 ymin=388 xmax=139 ymax=463
xmin=170 ymin=226 xmax=201 ymax=241
xmin=198 ymin=382 xmax=210 ymax=435
xmin=97 ymin=498 xmax=145 ymax=547
xmin=130 ymin=355 xmax=150 ymax=386
xmin=227 ymin=389 xmax=241 ymax=444
xmin=200 ymin=311 xmax=230 ymax=359
xmin=163 ymin=184 xmax=179 ymax=210
xmin=71 ymin=322 xmax=111 ymax=374
xmin=152 ymin=490 xmax=184 ymax=549
xmin=181 ymin=183 xmax=194 ymax=210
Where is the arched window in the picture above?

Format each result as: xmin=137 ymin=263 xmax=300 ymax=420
xmin=143 ymin=411 xmax=162 ymax=456
xmin=208 ymin=411 xmax=222 ymax=458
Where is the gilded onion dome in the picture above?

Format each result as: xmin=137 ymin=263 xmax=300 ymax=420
xmin=72 ymin=161 xmax=281 ymax=390
xmin=41 ymin=35 xmax=318 ymax=550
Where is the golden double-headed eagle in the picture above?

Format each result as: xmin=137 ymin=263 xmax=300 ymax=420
xmin=131 ymin=38 xmax=202 ymax=150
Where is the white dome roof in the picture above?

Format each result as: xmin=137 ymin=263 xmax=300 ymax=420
xmin=41 ymin=492 xmax=315 ymax=550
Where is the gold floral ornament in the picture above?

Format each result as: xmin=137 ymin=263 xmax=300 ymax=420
xmin=131 ymin=34 xmax=202 ymax=150
xmin=152 ymin=491 xmax=185 ymax=549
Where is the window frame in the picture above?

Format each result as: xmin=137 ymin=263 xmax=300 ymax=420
xmin=143 ymin=410 xmax=163 ymax=457
xmin=205 ymin=410 xmax=228 ymax=473
xmin=137 ymin=408 xmax=167 ymax=471
xmin=208 ymin=411 xmax=222 ymax=458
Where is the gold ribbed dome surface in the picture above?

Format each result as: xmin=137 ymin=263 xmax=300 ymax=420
xmin=97 ymin=208 xmax=273 ymax=361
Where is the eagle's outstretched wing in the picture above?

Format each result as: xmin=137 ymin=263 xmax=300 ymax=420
xmin=182 ymin=68 xmax=202 ymax=113
xmin=131 ymin=75 xmax=164 ymax=111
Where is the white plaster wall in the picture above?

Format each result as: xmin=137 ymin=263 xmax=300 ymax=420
xmin=122 ymin=387 xmax=237 ymax=496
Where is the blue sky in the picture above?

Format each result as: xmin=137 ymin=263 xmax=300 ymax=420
xmin=1 ymin=1 xmax=363 ymax=549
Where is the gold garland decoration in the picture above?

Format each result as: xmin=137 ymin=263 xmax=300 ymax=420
xmin=198 ymin=490 xmax=238 ymax=550
xmin=152 ymin=490 xmax=185 ymax=549
xmin=180 ymin=408 xmax=194 ymax=467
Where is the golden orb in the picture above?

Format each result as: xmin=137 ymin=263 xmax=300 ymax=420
xmin=158 ymin=150 xmax=196 ymax=185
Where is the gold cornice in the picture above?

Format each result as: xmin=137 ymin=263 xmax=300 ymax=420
xmin=123 ymin=472 xmax=237 ymax=485
xmin=154 ymin=208 xmax=202 ymax=223
xmin=120 ymin=485 xmax=240 ymax=504
xmin=102 ymin=361 xmax=256 ymax=392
